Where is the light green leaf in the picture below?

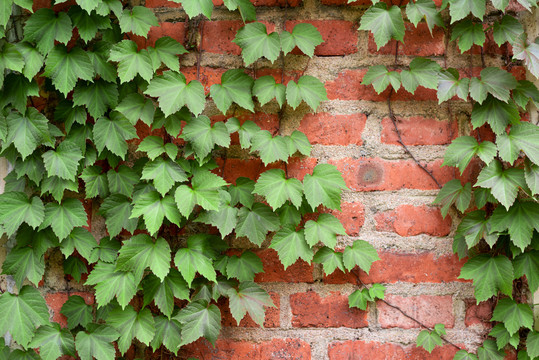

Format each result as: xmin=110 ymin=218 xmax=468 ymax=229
xmin=236 ymin=203 xmax=280 ymax=246
xmin=250 ymin=130 xmax=290 ymax=165
xmin=433 ymin=180 xmax=472 ymax=217
xmin=174 ymin=247 xmax=216 ymax=287
xmin=180 ymin=0 xmax=213 ymax=18
xmin=195 ymin=204 xmax=238 ymax=238
xmin=227 ymin=282 xmax=274 ymax=326
xmin=142 ymin=270 xmax=189 ymax=318
xmin=88 ymin=236 xmax=120 ymax=264
xmin=498 ymin=122 xmax=539 ymax=165
xmin=2 ymin=245 xmax=44 ymax=288
xmin=447 ymin=0 xmax=485 ymax=22
xmin=182 ymin=116 xmax=231 ymax=160
xmin=16 ymin=42 xmax=44 ymax=80
xmin=15 ymin=153 xmax=45 ymax=185
xmin=73 ymin=80 xmax=119 ymax=119
xmin=93 ymin=112 xmax=137 ymax=158
xmin=489 ymin=323 xmax=520 ymax=350
xmin=148 ymin=36 xmax=187 ymax=73
xmin=6 ymin=108 xmax=50 ymax=160
xmin=513 ymin=35 xmax=539 ymax=79
xmin=137 ymin=136 xmax=177 ymax=161
xmin=361 ymin=65 xmax=401 ymax=94
xmin=175 ymin=170 xmax=227 ymax=216
xmin=280 ymin=23 xmax=323 ymax=57
xmin=40 ymin=198 xmax=87 ymax=240
xmin=85 ymin=262 xmax=138 ymax=308
xmin=0 ymin=42 xmax=24 ymax=88
xmin=303 ymin=163 xmax=348 ymax=210
xmin=75 ymin=324 xmax=119 ymax=360
xmin=254 ymin=169 xmax=303 ymax=210
xmin=226 ymin=251 xmax=263 ymax=282
xmin=117 ymin=234 xmax=171 ymax=281
xmin=253 ymin=76 xmax=286 ymax=107
xmin=60 ymin=295 xmax=93 ymax=329
xmin=343 ymin=240 xmax=380 ymax=273
xmin=416 ymin=329 xmax=443 ymax=353
xmin=43 ymin=45 xmax=94 ymax=96
xmin=286 ymin=75 xmax=328 ymax=111
xmin=437 ymin=68 xmax=469 ymax=103
xmin=359 ymin=3 xmax=405 ymax=49
xmin=59 ymin=227 xmax=97 ymax=261
xmin=233 ymin=22 xmax=280 ymax=66
xmin=304 ymin=213 xmax=346 ymax=248
xmin=210 ymin=69 xmax=254 ymax=114
xmin=405 ymin=0 xmax=443 ymax=33
xmin=459 ymin=254 xmax=513 ymax=303
xmin=229 ymin=177 xmax=255 ymax=208
xmin=222 ymin=0 xmax=256 ymax=22
xmin=174 ymin=300 xmax=221 ymax=346
xmin=491 ymin=298 xmax=533 ymax=336
xmin=28 ymin=324 xmax=75 ymax=360
xmin=400 ymin=57 xmax=441 ymax=94
xmin=469 ymin=67 xmax=517 ymax=104
xmin=24 ymin=8 xmax=72 ymax=55
xmin=131 ymin=191 xmax=182 ymax=235
xmin=109 ymin=40 xmax=153 ymax=83
xmin=348 ymin=289 xmax=371 ymax=310
xmin=454 ymin=350 xmax=478 ymax=360
xmin=269 ymin=226 xmax=313 ymax=269
xmin=475 ymin=160 xmax=526 ymax=209
xmin=528 ymin=331 xmax=539 ymax=359
xmin=313 ymin=247 xmax=345 ymax=275
xmin=107 ymin=306 xmax=156 ymax=354
xmin=451 ymin=20 xmax=485 ymax=53
xmin=443 ymin=136 xmax=497 ymax=173
xmin=141 ymin=157 xmax=188 ymax=196
xmin=288 ymin=130 xmax=311 ymax=156
xmin=0 ymin=192 xmax=44 ymax=236
xmin=119 ymin=6 xmax=158 ymax=37
xmin=116 ymin=93 xmax=156 ymax=126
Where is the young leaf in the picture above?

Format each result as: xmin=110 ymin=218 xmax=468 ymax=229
xmin=181 ymin=116 xmax=231 ymax=160
xmin=179 ymin=0 xmax=213 ymax=18
xmin=75 ymin=324 xmax=119 ymax=360
xmin=513 ymin=35 xmax=539 ymax=79
xmin=313 ymin=247 xmax=345 ymax=275
xmin=280 ymin=23 xmax=323 ymax=57
xmin=359 ymin=3 xmax=405 ymax=49
xmin=118 ymin=6 xmax=158 ymax=37
xmin=348 ymin=289 xmax=371 ymax=310
xmin=117 ymin=234 xmax=171 ymax=281
xmin=253 ymin=76 xmax=286 ymax=107
xmin=227 ymin=282 xmax=274 ymax=326
xmin=491 ymin=298 xmax=533 ymax=336
xmin=141 ymin=158 xmax=188 ymax=196
xmin=361 ymin=65 xmax=401 ymax=94
xmin=210 ymin=69 xmax=254 ymax=114
xmin=236 ymin=203 xmax=280 ymax=246
xmin=497 ymin=122 xmax=539 ymax=165
xmin=286 ymin=75 xmax=328 ymax=111
xmin=109 ymin=40 xmax=153 ymax=83
xmin=73 ymin=80 xmax=119 ymax=119
xmin=28 ymin=324 xmax=75 ymax=360
xmin=475 ymin=160 xmax=526 ymax=209
xmin=226 ymin=251 xmax=263 ymax=282
xmin=254 ymin=169 xmax=303 ymax=210
xmin=0 ymin=192 xmax=44 ymax=236
xmin=42 ymin=141 xmax=83 ymax=181
xmin=443 ymin=136 xmax=496 ymax=173
xmin=60 ymin=295 xmax=93 ymax=330
xmin=416 ymin=329 xmax=443 ymax=353
xmin=433 ymin=180 xmax=472 ymax=217
xmin=174 ymin=170 xmax=227 ymax=216
xmin=459 ymin=254 xmax=513 ymax=303
xmin=400 ymin=57 xmax=441 ymax=94
xmin=405 ymin=0 xmax=443 ymax=33
xmin=304 ymin=213 xmax=346 ymax=248
xmin=471 ymin=95 xmax=520 ymax=135
xmin=131 ymin=191 xmax=182 ymax=235
xmin=85 ymin=262 xmax=138 ymax=309
xmin=451 ymin=20 xmax=486 ymax=53
xmin=269 ymin=226 xmax=313 ymax=268
xmin=303 ymin=163 xmax=348 ymax=210
xmin=142 ymin=270 xmax=189 ymax=318
xmin=447 ymin=0 xmax=485 ymax=23
xmin=250 ymin=130 xmax=290 ymax=165
xmin=343 ymin=240 xmax=380 ymax=273
xmin=148 ymin=36 xmax=187 ymax=73
xmin=174 ymin=300 xmax=221 ymax=346
xmin=233 ymin=22 xmax=281 ymax=65
xmin=107 ymin=306 xmax=156 ymax=354
xmin=43 ymin=45 xmax=94 ymax=96
xmin=23 ymin=8 xmax=72 ymax=55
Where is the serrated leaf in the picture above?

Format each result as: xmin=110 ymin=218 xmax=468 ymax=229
xmin=5 ymin=108 xmax=50 ymax=160
xmin=180 ymin=0 xmax=213 ymax=18
xmin=250 ymin=130 xmax=290 ymax=165
xmin=348 ymin=289 xmax=371 ymax=310
xmin=512 ymin=35 xmax=539 ymax=79
xmin=210 ymin=69 xmax=254 ymax=114
xmin=286 ymin=75 xmax=328 ymax=111
xmin=0 ymin=192 xmax=44 ymax=236
xmin=42 ymin=141 xmax=83 ymax=181
xmin=119 ymin=6 xmax=158 ymax=37
xmin=222 ymin=0 xmax=255 ymax=22
xmin=145 ymin=70 xmax=205 ymax=117
xmin=107 ymin=165 xmax=139 ymax=197
xmin=151 ymin=315 xmax=182 ymax=354
xmin=253 ymin=76 xmax=286 ymax=107
xmin=491 ymin=298 xmax=533 ymax=336
xmin=40 ymin=198 xmax=87 ymax=240
xmin=343 ymin=240 xmax=380 ymax=273
xmin=469 ymin=67 xmax=517 ymax=104
xmin=195 ymin=205 xmax=239 ymax=237
xmin=459 ymin=254 xmax=513 ymax=303
xmin=475 ymin=160 xmax=526 ymax=209
xmin=109 ymin=40 xmax=153 ymax=83
xmin=443 ymin=136 xmax=496 ymax=173
xmin=73 ymin=80 xmax=119 ymax=119
xmin=528 ymin=331 xmax=539 ymax=359
xmin=93 ymin=112 xmax=137 ymax=158
xmin=116 ymin=93 xmax=155 ymax=126
xmin=236 ymin=203 xmax=280 ymax=246
xmin=447 ymin=0 xmax=485 ymax=23
xmin=88 ymin=236 xmax=120 ymax=264
xmin=400 ymin=57 xmax=441 ymax=94
xmin=514 ymin=250 xmax=539 ymax=293
xmin=63 ymin=256 xmax=88 ymax=282
xmin=233 ymin=22 xmax=280 ymax=66
xmin=513 ymin=80 xmax=539 ymax=110
xmin=16 ymin=42 xmax=44 ymax=80
xmin=304 ymin=213 xmax=346 ymax=248
xmin=175 ymin=170 xmax=227 ymax=216
xmin=60 ymin=227 xmax=97 ymax=261
xmin=2 ymin=245 xmax=44 ymax=288
xmin=280 ymin=23 xmax=323 ymax=57
xmin=362 ymin=65 xmax=401 ymax=94
xmin=143 ymin=270 xmax=189 ymax=318
xmin=490 ymin=201 xmax=539 ymax=251
xmin=303 ymin=163 xmax=347 ymax=210
xmin=359 ymin=3 xmax=405 ymax=49
xmin=451 ymin=20 xmax=485 ymax=53
xmin=148 ymin=36 xmax=187 ymax=73
xmin=137 ymin=136 xmax=177 ymax=160
xmin=226 ymin=251 xmax=263 ymax=282
xmin=182 ymin=116 xmax=231 ymax=160
xmin=254 ymin=169 xmax=303 ymax=210
xmin=24 ymin=8 xmax=72 ymax=55
xmin=288 ymin=130 xmax=311 ymax=156
xmin=0 ymin=286 xmax=50 ymax=348
xmin=43 ymin=45 xmax=94 ymax=96
xmin=416 ymin=329 xmax=443 ymax=353
xmin=454 ymin=350 xmax=478 ymax=360
xmin=269 ymin=226 xmax=313 ymax=269
xmin=455 ymin=210 xmax=491 ymax=248
xmin=0 ymin=43 xmax=24 ymax=88
xmin=174 ymin=300 xmax=221 ymax=346
xmin=493 ymin=16 xmax=524 ymax=47
xmin=100 ymin=194 xmax=138 ymax=237
xmin=174 ymin=247 xmax=216 ymax=287
xmin=75 ymin=324 xmax=119 ymax=360
xmin=471 ymin=95 xmax=520 ymax=135
xmin=61 ymin=295 xmax=93 ymax=330
xmin=81 ymin=165 xmax=109 ymax=198
xmin=69 ymin=5 xmax=112 ymax=43
xmin=498 ymin=122 xmax=539 ymax=165
xmin=405 ymin=0 xmax=443 ymax=33
xmin=227 ymin=282 xmax=273 ymax=326
xmin=87 ymin=43 xmax=116 ymax=82
xmin=85 ymin=262 xmax=137 ymax=308
xmin=107 ymin=306 xmax=156 ymax=354
xmin=489 ymin=323 xmax=520 ymax=350
xmin=313 ymin=247 xmax=345 ymax=275
xmin=29 ymin=324 xmax=75 ymax=360
xmin=131 ymin=191 xmax=182 ymax=235
xmin=141 ymin=157 xmax=188 ymax=196
xmin=117 ymin=234 xmax=171 ymax=281
xmin=433 ymin=180 xmax=472 ymax=217
xmin=229 ymin=177 xmax=255 ymax=208
xmin=0 ymin=74 xmax=39 ymax=113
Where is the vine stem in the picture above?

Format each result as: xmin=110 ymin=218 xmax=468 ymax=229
xmin=386 ymin=89 xmax=443 ymax=189
xmin=352 ymin=270 xmax=463 ymax=351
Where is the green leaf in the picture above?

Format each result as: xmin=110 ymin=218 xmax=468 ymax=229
xmin=182 ymin=116 xmax=231 ymax=160
xmin=93 ymin=112 xmax=137 ymax=158
xmin=0 ymin=74 xmax=39 ymax=113
xmin=87 ymin=43 xmax=116 ymax=82
xmin=107 ymin=306 xmax=156 ymax=354
xmin=24 ymin=8 xmax=72 ymax=55
xmin=0 ymin=43 xmax=24 ymax=88
xmin=107 ymin=165 xmax=139 ymax=197
xmin=280 ymin=23 xmax=323 ymax=57
xmin=116 ymin=93 xmax=156 ymax=126
xmin=253 ymin=76 xmax=286 ymax=107
xmin=109 ymin=40 xmax=153 ymax=83
xmin=498 ymin=122 xmax=539 ymax=165
xmin=151 ymin=315 xmax=182 ymax=354
xmin=195 ymin=204 xmax=239 ymax=237
xmin=359 ymin=3 xmax=405 ymax=49
xmin=254 ymin=169 xmax=303 ymax=210
xmin=117 ymin=234 xmax=171 ymax=281
xmin=304 ymin=213 xmax=346 ymax=248
xmin=433 ymin=180 xmax=472 ymax=217
xmin=227 ymin=282 xmax=274 ymax=326
xmin=250 ymin=130 xmax=290 ymax=165
xmin=75 ymin=324 xmax=119 ymax=360
xmin=469 ymin=67 xmax=517 ymax=104
xmin=131 ymin=191 xmax=182 ymax=235
xmin=400 ymin=57 xmax=441 ymax=94
xmin=119 ymin=6 xmax=158 ymax=37
xmin=148 ymin=36 xmax=187 ymax=73
xmin=14 ymin=153 xmax=45 ymax=185
xmin=269 ymin=226 xmax=313 ymax=269
xmin=0 ymin=192 xmax=44 ymax=236
xmin=229 ymin=177 xmax=255 ymax=208
xmin=361 ymin=65 xmax=401 ymax=94
xmin=73 ymin=80 xmax=119 ymax=119
xmin=28 ymin=324 xmax=75 ymax=360
xmin=63 ymin=256 xmax=88 ymax=282
xmin=459 ymin=254 xmax=513 ymax=303
xmin=60 ymin=295 xmax=93 ymax=329
xmin=514 ymin=250 xmax=539 ymax=293
xmin=236 ymin=203 xmax=280 ymax=246
xmin=40 ymin=198 xmax=87 ymax=240
xmin=455 ymin=210 xmax=491 ymax=248
xmin=491 ymin=298 xmax=533 ymax=336
xmin=43 ymin=45 xmax=94 ymax=96
xmin=88 ymin=236 xmax=121 ymax=264
xmin=174 ymin=300 xmax=221 ymax=346
xmin=513 ymin=80 xmax=539 ymax=110
xmin=81 ymin=165 xmax=109 ymax=198
xmin=489 ymin=323 xmax=520 ymax=350
xmin=141 ymin=157 xmax=188 ymax=196
xmin=16 ymin=42 xmax=44 ymax=80
xmin=288 ymin=130 xmax=311 ymax=156
xmin=145 ymin=70 xmax=205 ymax=117
xmin=454 ymin=350 xmax=478 ymax=360
xmin=5 ymin=108 xmax=50 ymax=160
xmin=286 ymin=75 xmax=328 ymax=111
xmin=233 ymin=22 xmax=280 ymax=66
xmin=416 ymin=329 xmax=442 ymax=353
xmin=513 ymin=35 xmax=539 ymax=79
xmin=348 ymin=289 xmax=371 ymax=310
xmin=222 ymin=0 xmax=256 ymax=22
xmin=175 ymin=170 xmax=227 ymax=216
xmin=180 ymin=0 xmax=213 ymax=18
xmin=210 ymin=69 xmax=254 ymax=114
xmin=2 ymin=245 xmax=44 ymax=288
xmin=490 ymin=201 xmax=539 ymax=251
xmin=59 ymin=227 xmax=97 ymax=261
xmin=42 ymin=141 xmax=83 ymax=181
xmin=443 ymin=136 xmax=496 ymax=173
xmin=137 ymin=136 xmax=177 ymax=161
xmin=447 ymin=0 xmax=485 ymax=23
xmin=405 ymin=0 xmax=443 ymax=33
xmin=142 ymin=270 xmax=189 ymax=318
xmin=0 ymin=286 xmax=50 ymax=348
xmin=475 ymin=160 xmax=526 ymax=209
xmin=493 ymin=16 xmax=524 ymax=47
xmin=313 ymin=247 xmax=344 ymax=275
xmin=451 ymin=20 xmax=486 ymax=53
xmin=528 ymin=331 xmax=539 ymax=359
xmin=343 ymin=240 xmax=380 ymax=273
xmin=174 ymin=247 xmax=216 ymax=287
xmin=471 ymin=95 xmax=520 ymax=135
xmin=100 ymin=194 xmax=138 ymax=237
xmin=85 ymin=262 xmax=138 ymax=308
xmin=7 ymin=349 xmax=41 ymax=360
xmin=69 ymin=6 xmax=112 ymax=43
xmin=226 ymin=251 xmax=263 ymax=282
xmin=303 ymin=163 xmax=348 ymax=210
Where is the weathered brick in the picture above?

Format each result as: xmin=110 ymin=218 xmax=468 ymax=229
xmin=328 ymin=341 xmax=459 ymax=360
xmin=381 ymin=116 xmax=457 ymax=145
xmin=330 ymin=201 xmax=365 ymax=236
xmin=290 ymin=291 xmax=368 ymax=328
xmin=45 ymin=292 xmax=94 ymax=327
xmin=220 ymin=158 xmax=283 ymax=184
xmin=287 ymin=157 xmax=318 ymax=181
xmin=324 ymin=251 xmax=467 ymax=284
xmin=284 ymin=20 xmax=358 ymax=56
xmin=201 ymin=21 xmax=243 ymax=55
xmin=254 ymin=249 xmax=314 ymax=283
xmin=374 ymin=205 xmax=452 ymax=237
xmin=377 ymin=295 xmax=454 ymax=329
xmin=182 ymin=66 xmax=227 ymax=93
xmin=147 ymin=0 xmax=301 ymax=7
xmin=329 ymin=158 xmax=454 ymax=191
xmin=183 ymin=338 xmax=311 ymax=359
xmin=368 ymin=23 xmax=445 ymax=56
xmin=464 ymin=299 xmax=494 ymax=327
xmin=298 ymin=113 xmax=366 ymax=145
xmin=322 ymin=0 xmax=443 ymax=5
xmin=221 ymin=292 xmax=280 ymax=327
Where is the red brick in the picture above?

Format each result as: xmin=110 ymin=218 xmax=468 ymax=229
xmin=201 ymin=21 xmax=276 ymax=55
xmin=329 ymin=158 xmax=454 ymax=191
xmin=298 ymin=113 xmax=366 ymax=145
xmin=148 ymin=22 xmax=186 ymax=47
xmin=377 ymin=295 xmax=454 ymax=329
xmin=381 ymin=116 xmax=457 ymax=146
xmin=221 ymin=292 xmax=280 ymax=327
xmin=328 ymin=341 xmax=459 ymax=360
xmin=285 ymin=20 xmax=358 ymax=56
xmin=147 ymin=0 xmax=301 ymax=7
xmin=213 ymin=112 xmax=279 ymax=145
xmin=324 ymin=251 xmax=467 ymax=284
xmin=322 ymin=0 xmax=443 ymax=5
xmin=290 ymin=291 xmax=368 ymax=328
xmin=220 ymin=158 xmax=284 ymax=184
xmin=45 ymin=292 xmax=94 ymax=327
xmin=254 ymin=249 xmax=314 ymax=283
xmin=183 ymin=338 xmax=311 ymax=359
xmin=287 ymin=157 xmax=318 ymax=181
xmin=374 ymin=205 xmax=452 ymax=237
xmin=182 ymin=66 xmax=227 ymax=93
xmin=368 ymin=23 xmax=445 ymax=56
xmin=464 ymin=299 xmax=494 ymax=327
xmin=330 ymin=202 xmax=365 ymax=236
xmin=406 ymin=344 xmax=460 ymax=359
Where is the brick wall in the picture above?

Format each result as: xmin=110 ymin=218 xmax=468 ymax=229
xmin=0 ymin=0 xmax=535 ymax=359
